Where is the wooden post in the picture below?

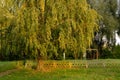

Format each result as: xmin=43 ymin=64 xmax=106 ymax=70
xmin=96 ymin=49 xmax=99 ymax=59
xmin=83 ymin=52 xmax=86 ymax=60
xmin=63 ymin=52 xmax=65 ymax=60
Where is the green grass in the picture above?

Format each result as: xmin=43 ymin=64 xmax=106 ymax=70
xmin=0 ymin=61 xmax=17 ymax=72
xmin=0 ymin=68 xmax=120 ymax=80
xmin=0 ymin=59 xmax=120 ymax=80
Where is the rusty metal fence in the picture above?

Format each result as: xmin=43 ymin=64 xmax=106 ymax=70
xmin=37 ymin=59 xmax=120 ymax=71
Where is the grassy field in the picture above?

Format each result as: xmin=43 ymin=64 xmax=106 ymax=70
xmin=0 ymin=59 xmax=120 ymax=80
xmin=0 ymin=61 xmax=17 ymax=72
xmin=0 ymin=68 xmax=120 ymax=80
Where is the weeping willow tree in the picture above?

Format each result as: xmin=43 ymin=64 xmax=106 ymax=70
xmin=45 ymin=0 xmax=100 ymax=59
xmin=0 ymin=0 xmax=16 ymax=60
xmin=0 ymin=0 xmax=100 ymax=61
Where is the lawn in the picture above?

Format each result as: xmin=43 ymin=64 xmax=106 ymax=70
xmin=0 ymin=59 xmax=120 ymax=80
xmin=0 ymin=61 xmax=17 ymax=72
xmin=0 ymin=68 xmax=120 ymax=80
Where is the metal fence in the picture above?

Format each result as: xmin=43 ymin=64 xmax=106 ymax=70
xmin=37 ymin=59 xmax=120 ymax=71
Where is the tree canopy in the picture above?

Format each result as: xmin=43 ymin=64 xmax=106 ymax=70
xmin=87 ymin=0 xmax=118 ymax=45
xmin=0 ymin=0 xmax=100 ymax=60
xmin=87 ymin=0 xmax=120 ymax=58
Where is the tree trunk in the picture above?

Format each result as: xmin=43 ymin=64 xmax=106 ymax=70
xmin=37 ymin=55 xmax=44 ymax=70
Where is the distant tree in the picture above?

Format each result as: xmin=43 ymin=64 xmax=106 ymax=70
xmin=87 ymin=0 xmax=119 ymax=58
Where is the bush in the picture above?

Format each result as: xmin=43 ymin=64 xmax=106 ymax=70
xmin=112 ymin=45 xmax=120 ymax=59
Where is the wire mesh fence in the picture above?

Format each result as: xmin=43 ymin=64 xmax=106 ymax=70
xmin=37 ymin=59 xmax=120 ymax=71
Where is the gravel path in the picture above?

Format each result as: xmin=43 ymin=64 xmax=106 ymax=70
xmin=0 ymin=69 xmax=17 ymax=77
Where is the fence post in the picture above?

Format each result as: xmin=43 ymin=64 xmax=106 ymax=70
xmin=63 ymin=52 xmax=65 ymax=60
